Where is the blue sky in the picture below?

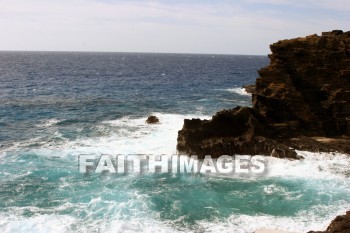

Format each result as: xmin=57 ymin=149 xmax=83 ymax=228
xmin=0 ymin=0 xmax=349 ymax=54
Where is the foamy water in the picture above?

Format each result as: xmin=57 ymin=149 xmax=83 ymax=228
xmin=225 ymin=87 xmax=251 ymax=96
xmin=1 ymin=113 xmax=349 ymax=233
xmin=1 ymin=53 xmax=348 ymax=233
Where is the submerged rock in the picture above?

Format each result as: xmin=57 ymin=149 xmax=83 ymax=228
xmin=146 ymin=115 xmax=160 ymax=124
xmin=177 ymin=30 xmax=350 ymax=158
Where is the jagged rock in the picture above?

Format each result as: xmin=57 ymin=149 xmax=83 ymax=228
xmin=146 ymin=115 xmax=160 ymax=124
xmin=271 ymin=148 xmax=285 ymax=158
xmin=177 ymin=107 xmax=298 ymax=159
xmin=254 ymin=30 xmax=350 ymax=137
xmin=177 ymin=30 xmax=350 ymax=158
xmin=243 ymin=84 xmax=256 ymax=94
xmin=308 ymin=211 xmax=350 ymax=233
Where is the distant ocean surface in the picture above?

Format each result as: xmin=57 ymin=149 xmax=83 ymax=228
xmin=0 ymin=52 xmax=349 ymax=233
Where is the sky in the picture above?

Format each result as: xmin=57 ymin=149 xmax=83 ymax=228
xmin=0 ymin=0 xmax=349 ymax=55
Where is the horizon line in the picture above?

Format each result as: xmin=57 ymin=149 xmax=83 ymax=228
xmin=0 ymin=50 xmax=268 ymax=57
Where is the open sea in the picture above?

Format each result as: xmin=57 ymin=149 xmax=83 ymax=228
xmin=0 ymin=52 xmax=349 ymax=233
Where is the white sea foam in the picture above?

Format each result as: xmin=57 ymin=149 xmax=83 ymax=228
xmin=2 ymin=113 xmax=350 ymax=233
xmin=196 ymin=201 xmax=350 ymax=233
xmin=36 ymin=119 xmax=60 ymax=128
xmin=2 ymin=113 xmax=209 ymax=155
xmin=0 ymin=214 xmax=76 ymax=233
xmin=264 ymin=151 xmax=350 ymax=179
xmin=0 ymin=213 xmax=181 ymax=233
xmin=71 ymin=113 xmax=210 ymax=155
xmin=1 ymin=200 xmax=349 ymax=233
xmin=225 ymin=87 xmax=251 ymax=96
xmin=4 ymin=113 xmax=350 ymax=181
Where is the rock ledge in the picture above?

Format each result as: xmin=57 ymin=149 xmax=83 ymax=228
xmin=177 ymin=30 xmax=350 ymax=158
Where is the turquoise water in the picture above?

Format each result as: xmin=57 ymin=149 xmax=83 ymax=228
xmin=0 ymin=52 xmax=349 ymax=232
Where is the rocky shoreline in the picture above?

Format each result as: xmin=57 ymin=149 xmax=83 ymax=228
xmin=176 ymin=30 xmax=350 ymax=232
xmin=177 ymin=30 xmax=350 ymax=159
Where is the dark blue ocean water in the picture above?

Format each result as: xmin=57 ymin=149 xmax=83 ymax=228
xmin=0 ymin=52 xmax=349 ymax=233
xmin=0 ymin=52 xmax=264 ymax=147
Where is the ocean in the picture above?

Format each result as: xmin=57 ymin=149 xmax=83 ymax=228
xmin=0 ymin=52 xmax=349 ymax=233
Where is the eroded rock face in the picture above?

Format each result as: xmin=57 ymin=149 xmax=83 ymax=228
xmin=177 ymin=107 xmax=298 ymax=159
xmin=177 ymin=30 xmax=350 ymax=158
xmin=254 ymin=30 xmax=350 ymax=137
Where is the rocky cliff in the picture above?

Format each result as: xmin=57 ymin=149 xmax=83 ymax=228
xmin=177 ymin=30 xmax=350 ymax=159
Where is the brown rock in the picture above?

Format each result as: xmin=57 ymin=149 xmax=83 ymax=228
xmin=146 ymin=115 xmax=160 ymax=124
xmin=254 ymin=30 xmax=350 ymax=137
xmin=177 ymin=107 xmax=298 ymax=159
xmin=177 ymin=30 xmax=350 ymax=158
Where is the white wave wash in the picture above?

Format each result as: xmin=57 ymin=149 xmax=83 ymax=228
xmin=196 ymin=202 xmax=350 ymax=233
xmin=1 ymin=113 xmax=350 ymax=233
xmin=225 ymin=87 xmax=251 ymax=96
xmin=1 ymin=200 xmax=349 ymax=233
xmin=72 ymin=113 xmax=210 ymax=155
xmin=265 ymin=151 xmax=350 ymax=179
xmin=36 ymin=119 xmax=61 ymax=128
